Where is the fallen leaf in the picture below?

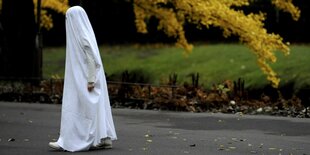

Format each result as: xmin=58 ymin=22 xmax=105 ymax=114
xmin=231 ymin=138 xmax=238 ymax=141
xmin=8 ymin=138 xmax=15 ymax=142
xmin=189 ymin=144 xmax=196 ymax=147
xmin=218 ymin=147 xmax=225 ymax=151
xmin=237 ymin=112 xmax=243 ymax=116
xmin=256 ymin=108 xmax=263 ymax=113
xmin=250 ymin=150 xmax=257 ymax=154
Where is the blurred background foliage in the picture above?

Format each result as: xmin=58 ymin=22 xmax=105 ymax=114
xmin=0 ymin=0 xmax=309 ymax=112
xmin=38 ymin=0 xmax=310 ymax=46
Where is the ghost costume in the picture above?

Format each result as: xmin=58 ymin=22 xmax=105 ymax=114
xmin=56 ymin=6 xmax=117 ymax=152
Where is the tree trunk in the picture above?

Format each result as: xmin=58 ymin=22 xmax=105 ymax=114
xmin=0 ymin=0 xmax=40 ymax=80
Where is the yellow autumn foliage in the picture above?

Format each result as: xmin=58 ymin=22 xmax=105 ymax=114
xmin=134 ymin=0 xmax=300 ymax=88
xmin=272 ymin=0 xmax=300 ymax=21
xmin=0 ymin=0 xmax=2 ymax=14
xmin=0 ymin=0 xmax=301 ymax=88
xmin=33 ymin=0 xmax=69 ymax=30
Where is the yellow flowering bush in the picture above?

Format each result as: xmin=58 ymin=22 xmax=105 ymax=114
xmin=134 ymin=0 xmax=300 ymax=88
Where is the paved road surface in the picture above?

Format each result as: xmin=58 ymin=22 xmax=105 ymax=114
xmin=0 ymin=102 xmax=309 ymax=155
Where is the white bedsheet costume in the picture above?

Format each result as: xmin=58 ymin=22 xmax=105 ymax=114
xmin=56 ymin=6 xmax=117 ymax=152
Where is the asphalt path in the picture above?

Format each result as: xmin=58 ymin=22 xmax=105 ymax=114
xmin=0 ymin=102 xmax=309 ymax=155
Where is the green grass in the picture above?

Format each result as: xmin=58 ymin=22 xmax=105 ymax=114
xmin=43 ymin=46 xmax=66 ymax=78
xmin=43 ymin=43 xmax=310 ymax=91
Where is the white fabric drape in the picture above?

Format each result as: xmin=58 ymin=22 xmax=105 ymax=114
xmin=56 ymin=6 xmax=117 ymax=152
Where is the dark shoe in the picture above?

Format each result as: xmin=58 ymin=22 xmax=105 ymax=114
xmin=101 ymin=137 xmax=112 ymax=149
xmin=91 ymin=137 xmax=112 ymax=150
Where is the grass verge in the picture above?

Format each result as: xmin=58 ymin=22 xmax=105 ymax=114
xmin=43 ymin=43 xmax=310 ymax=92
